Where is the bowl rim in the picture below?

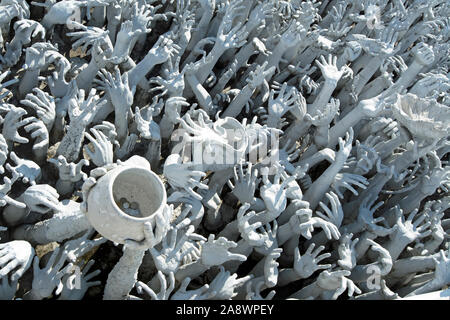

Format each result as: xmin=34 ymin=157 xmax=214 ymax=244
xmin=108 ymin=166 xmax=167 ymax=221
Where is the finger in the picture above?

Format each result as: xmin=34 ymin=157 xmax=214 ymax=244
xmin=0 ymin=259 xmax=19 ymax=278
xmin=227 ymin=253 xmax=247 ymax=262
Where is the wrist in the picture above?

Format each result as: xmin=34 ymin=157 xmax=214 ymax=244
xmin=386 ymin=235 xmax=409 ymax=260
xmin=323 ymin=78 xmax=338 ymax=89
xmin=212 ymin=42 xmax=226 ymax=58
xmin=26 ymin=289 xmax=45 ymax=300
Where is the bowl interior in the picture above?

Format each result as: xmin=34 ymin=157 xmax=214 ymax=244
xmin=111 ymin=168 xmax=165 ymax=219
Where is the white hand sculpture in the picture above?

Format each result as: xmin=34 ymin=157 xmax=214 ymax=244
xmin=355 ymin=137 xmax=380 ymax=174
xmin=163 ymin=154 xmax=208 ymax=201
xmin=200 ymin=234 xmax=247 ymax=267
xmin=332 ymin=173 xmax=369 ymax=198
xmin=170 ymin=277 xmax=214 ymax=300
xmin=57 ymin=87 xmax=106 ymax=162
xmin=7 ymin=152 xmax=41 ymax=185
xmin=20 ymin=88 xmax=56 ymax=131
xmin=68 ymin=88 xmax=105 ymax=128
xmin=23 ymin=117 xmax=49 ymax=161
xmin=96 ymin=67 xmax=134 ymax=116
xmin=315 ymin=54 xmax=347 ymax=85
xmin=84 ymin=128 xmax=114 ymax=167
xmin=30 ymin=247 xmax=73 ymax=299
xmin=61 ymin=230 xmax=107 ymax=263
xmin=0 ymin=168 xmax=25 ymax=208
xmin=2 ymin=105 xmax=34 ymax=144
xmin=294 ymin=243 xmax=332 ymax=279
xmin=265 ymin=82 xmax=302 ymax=128
xmin=136 ymin=271 xmax=175 ymax=300
xmin=260 ymin=166 xmax=297 ymax=220
xmin=310 ymin=217 xmax=341 ymax=241
xmin=392 ymin=207 xmax=432 ymax=245
xmin=358 ymin=86 xmax=399 ymax=117
xmin=207 ymin=266 xmax=253 ymax=300
xmin=215 ymin=3 xmax=248 ymax=51
xmin=0 ymin=277 xmax=18 ymax=300
xmin=264 ymin=248 xmax=282 ymax=287
xmin=22 ymin=184 xmax=60 ymax=214
xmin=306 ymin=98 xmax=340 ymax=128
xmin=227 ymin=162 xmax=259 ymax=205
xmin=147 ymin=34 xmax=181 ymax=65
xmin=149 ymin=225 xmax=201 ymax=274
xmin=430 ymin=248 xmax=450 ymax=289
xmin=163 ymin=96 xmax=190 ymax=124
xmin=58 ymin=260 xmax=101 ymax=300
xmin=254 ymin=221 xmax=279 ymax=256
xmin=316 ymin=191 xmax=344 ymax=228
xmin=358 ymin=194 xmax=394 ymax=237
xmin=337 ymin=233 xmax=359 ymax=271
xmin=237 ymin=203 xmax=266 ymax=246
xmin=49 ymin=155 xmax=89 ymax=182
xmin=135 ymin=106 xmax=161 ymax=141
xmin=317 ymin=269 xmax=361 ymax=300
xmin=366 ymin=239 xmax=393 ymax=276
xmin=246 ymin=280 xmax=276 ymax=300
xmin=124 ymin=205 xmax=172 ymax=250
xmin=0 ymin=240 xmax=34 ymax=281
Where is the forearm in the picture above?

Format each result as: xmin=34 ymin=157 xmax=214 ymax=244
xmin=213 ymin=40 xmax=260 ymax=96
xmin=223 ymin=240 xmax=253 ymax=273
xmin=389 ymin=254 xmax=437 ymax=279
xmin=303 ymin=162 xmax=343 ymax=210
xmin=385 ymin=187 xmax=429 ymax=218
xmin=144 ymin=138 xmax=161 ymax=170
xmin=296 ymin=148 xmax=334 ymax=169
xmin=395 ymin=60 xmax=425 ymax=89
xmin=107 ymin=22 xmax=119 ymax=45
xmin=385 ymin=236 xmax=411 ymax=261
xmin=309 ymin=82 xmax=337 ymax=115
xmin=127 ymin=54 xmax=158 ymax=90
xmin=185 ymin=73 xmax=214 ymax=113
xmin=314 ymin=125 xmax=330 ymax=148
xmin=352 ymin=56 xmax=384 ymax=96
xmin=32 ymin=143 xmax=49 ymax=165
xmin=55 ymin=179 xmax=75 ymax=196
xmin=284 ymin=119 xmax=311 ymax=143
xmin=112 ymin=34 xmax=138 ymax=63
xmin=278 ymin=268 xmax=301 ymax=287
xmin=197 ymin=45 xmax=223 ymax=84
xmin=103 ymin=247 xmax=145 ymax=300
xmin=19 ymin=69 xmax=40 ymax=97
xmin=328 ymin=107 xmax=364 ymax=147
xmin=186 ymin=8 xmax=214 ymax=53
xmin=277 ymin=223 xmax=295 ymax=246
xmin=23 ymin=289 xmax=45 ymax=300
xmin=76 ymin=60 xmax=99 ymax=92
xmin=12 ymin=206 xmax=91 ymax=245
xmin=2 ymin=195 xmax=29 ymax=227
xmin=266 ymin=44 xmax=287 ymax=72
xmin=56 ymin=123 xmax=86 ymax=162
xmin=223 ymin=85 xmax=253 ymax=118
xmin=218 ymin=220 xmax=240 ymax=242
xmin=288 ymin=281 xmax=323 ymax=299
xmin=405 ymin=280 xmax=442 ymax=297
xmin=175 ymin=260 xmax=209 ymax=282
xmin=359 ymin=77 xmax=391 ymax=100
xmin=114 ymin=109 xmax=129 ymax=144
